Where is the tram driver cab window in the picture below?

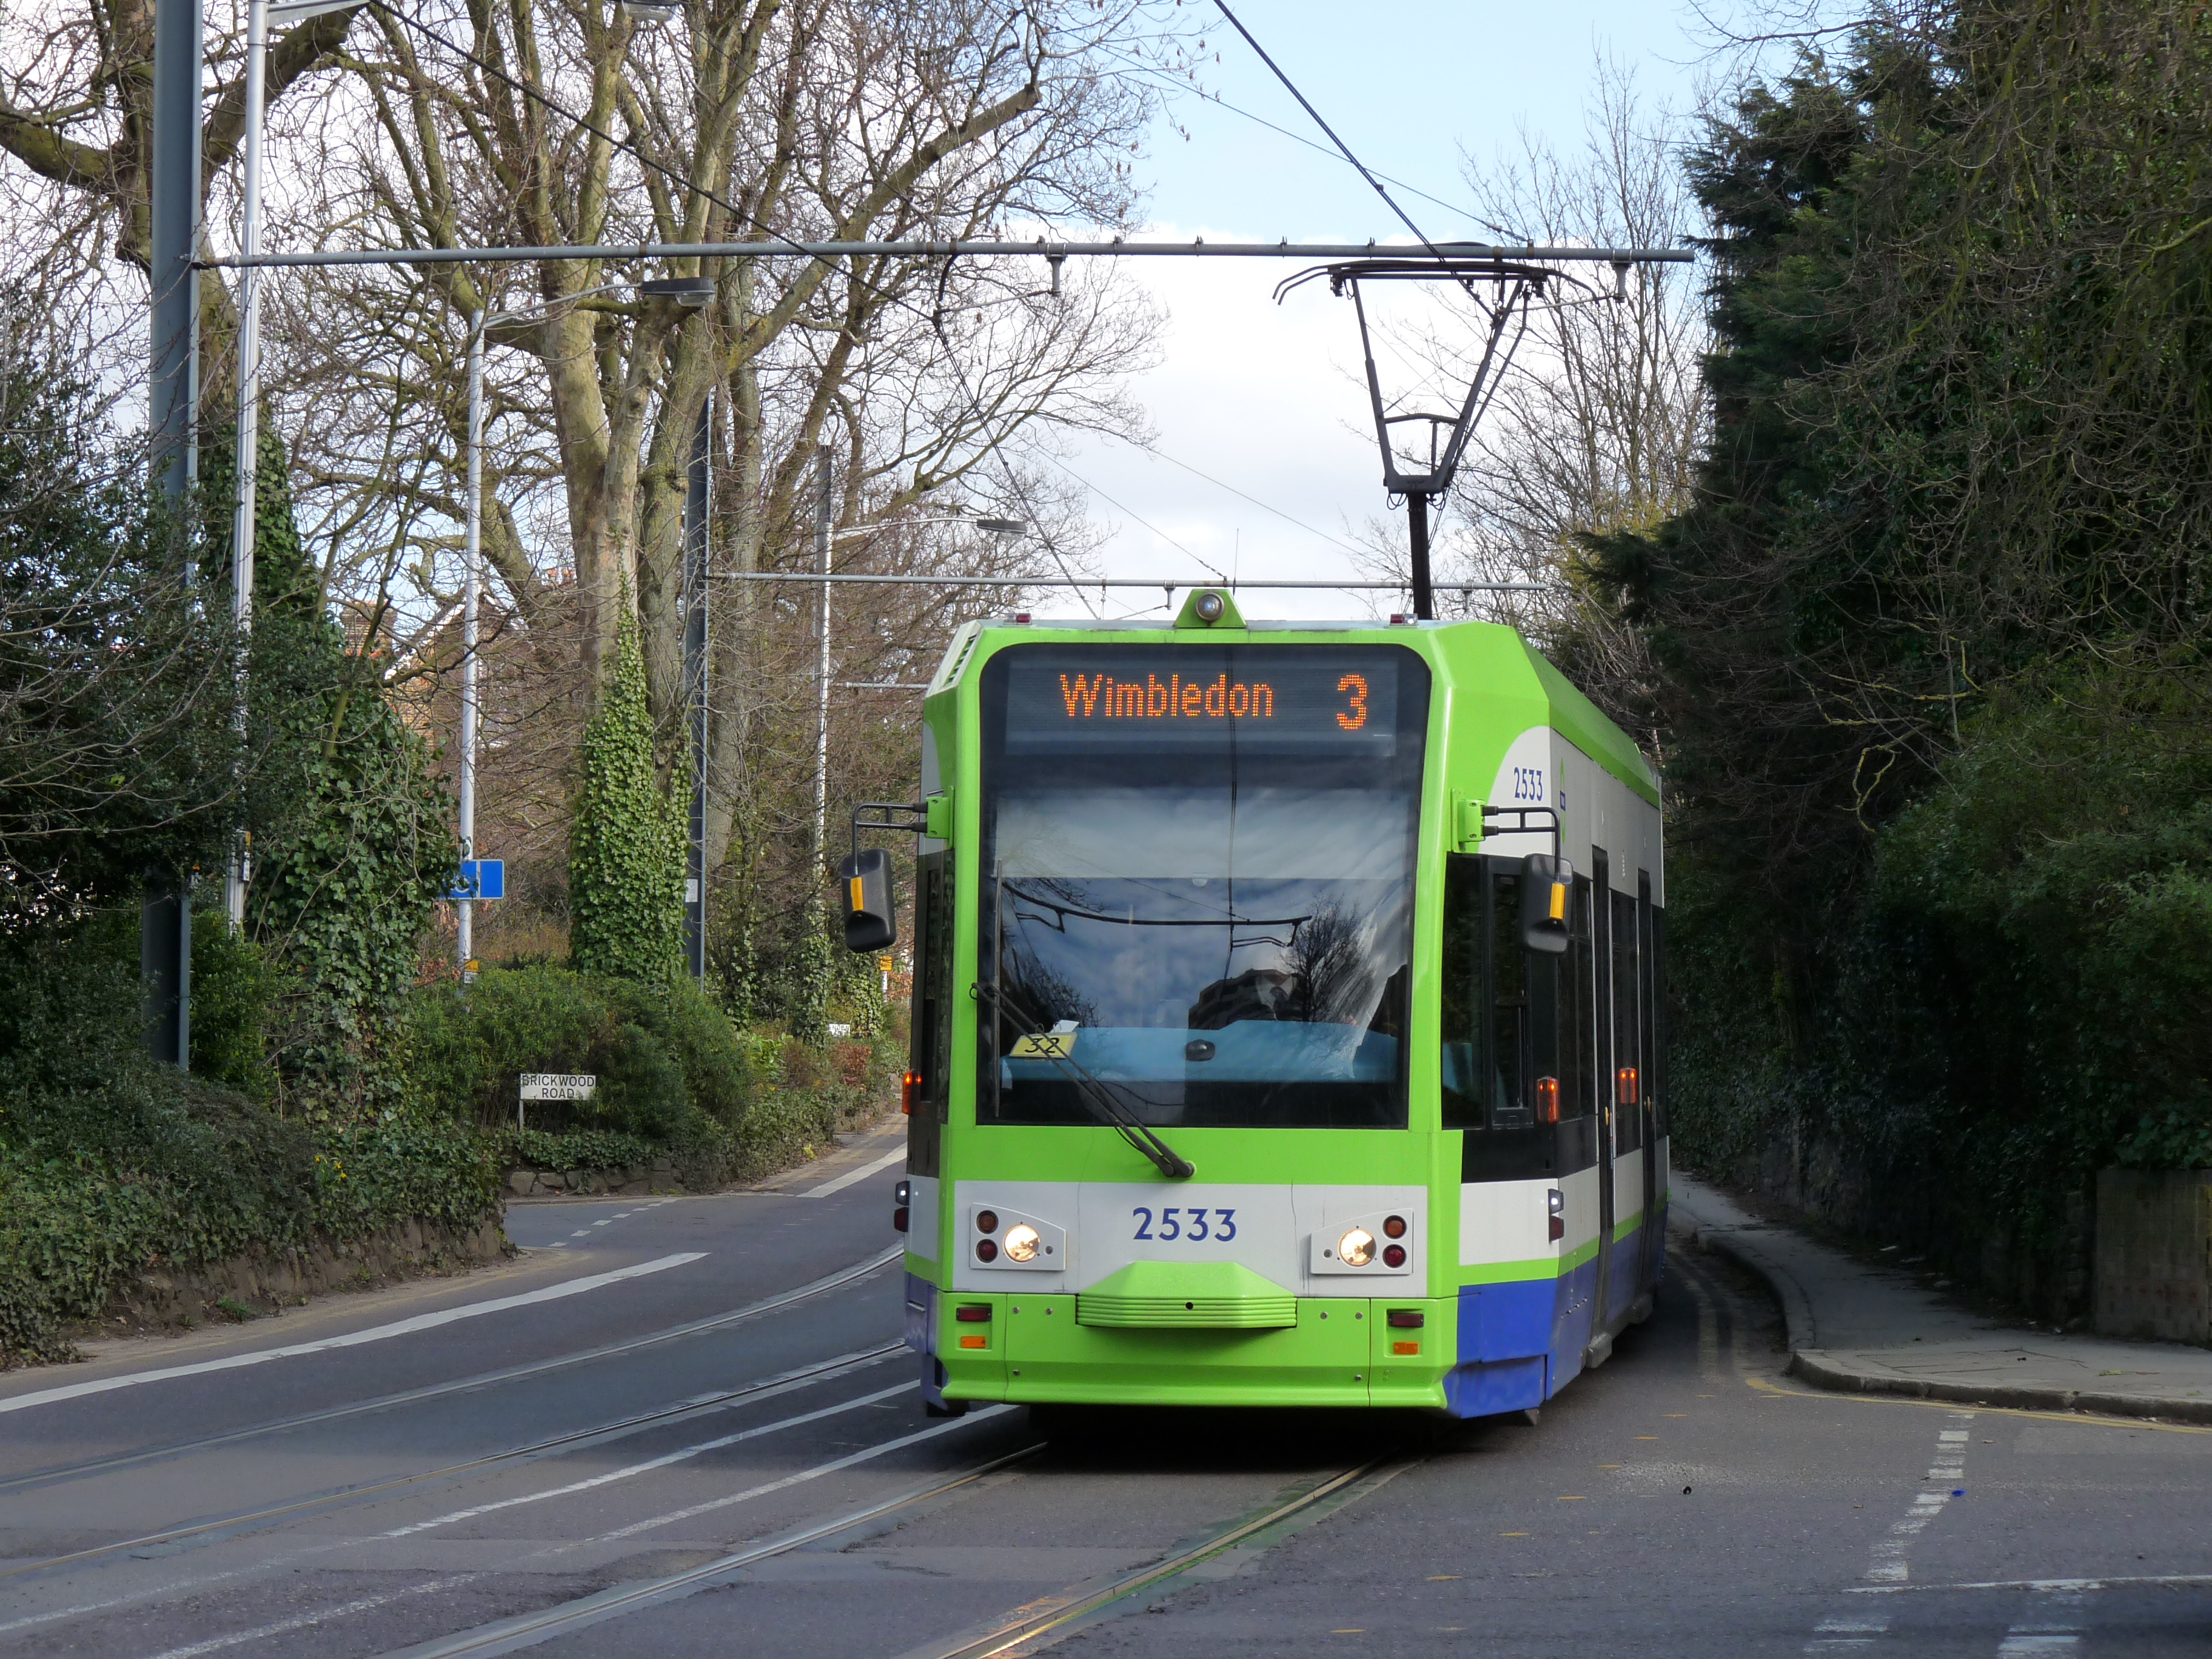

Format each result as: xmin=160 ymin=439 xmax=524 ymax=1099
xmin=1444 ymin=854 xmax=1575 ymax=1181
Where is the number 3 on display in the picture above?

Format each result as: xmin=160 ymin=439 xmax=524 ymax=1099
xmin=1336 ymin=674 xmax=1369 ymax=731
xmin=1131 ymin=1207 xmax=1237 ymax=1242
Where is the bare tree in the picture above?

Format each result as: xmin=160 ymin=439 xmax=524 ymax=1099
xmin=1 ymin=0 xmax=1182 ymax=945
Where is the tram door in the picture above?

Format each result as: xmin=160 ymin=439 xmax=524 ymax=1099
xmin=1587 ymin=851 xmax=1615 ymax=1337
xmin=1636 ymin=871 xmax=1661 ymax=1291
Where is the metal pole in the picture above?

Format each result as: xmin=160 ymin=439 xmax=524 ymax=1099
xmin=709 ymin=572 xmax=1548 ymax=592
xmin=213 ymin=238 xmax=1697 ymax=272
xmin=224 ymin=0 xmax=268 ymax=931
xmin=458 ymin=312 xmax=483 ymax=974
xmin=1407 ymin=492 xmax=1435 ymax=621
xmin=812 ymin=444 xmax=833 ymax=876
xmin=147 ymin=0 xmax=203 ymax=1067
xmin=683 ymin=392 xmax=711 ymax=981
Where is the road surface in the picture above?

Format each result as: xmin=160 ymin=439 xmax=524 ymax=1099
xmin=4 ymin=1145 xmax=2204 ymax=1657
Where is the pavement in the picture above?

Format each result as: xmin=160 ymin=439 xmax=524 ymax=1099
xmin=1673 ymin=1173 xmax=2212 ymax=1423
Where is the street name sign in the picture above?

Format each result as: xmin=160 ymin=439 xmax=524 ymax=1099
xmin=520 ymin=1073 xmax=596 ymax=1101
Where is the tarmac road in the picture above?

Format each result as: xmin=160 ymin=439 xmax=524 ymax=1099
xmin=3 ymin=1144 xmax=2205 ymax=1659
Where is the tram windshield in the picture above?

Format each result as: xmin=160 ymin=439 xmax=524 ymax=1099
xmin=977 ymin=643 xmax=1430 ymax=1129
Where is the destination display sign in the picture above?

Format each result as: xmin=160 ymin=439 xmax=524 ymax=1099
xmin=999 ymin=648 xmax=1409 ymax=754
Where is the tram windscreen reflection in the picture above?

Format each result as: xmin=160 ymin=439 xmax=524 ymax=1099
xmin=977 ymin=645 xmax=1429 ymax=1129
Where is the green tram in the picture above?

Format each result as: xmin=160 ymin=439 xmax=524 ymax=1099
xmin=842 ymin=589 xmax=1665 ymax=1418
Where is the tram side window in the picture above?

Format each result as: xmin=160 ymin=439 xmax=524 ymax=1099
xmin=1441 ymin=854 xmax=1481 ymax=1130
xmin=1560 ymin=876 xmax=1589 ymax=1123
xmin=1489 ymin=871 xmax=1533 ymax=1130
xmin=1611 ymin=887 xmax=1643 ymax=1155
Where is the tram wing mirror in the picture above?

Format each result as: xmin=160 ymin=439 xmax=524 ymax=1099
xmin=1519 ymin=854 xmax=1573 ymax=954
xmin=838 ymin=848 xmax=896 ymax=953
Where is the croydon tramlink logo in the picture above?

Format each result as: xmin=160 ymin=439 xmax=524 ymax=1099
xmin=1057 ymin=672 xmax=1278 ymax=722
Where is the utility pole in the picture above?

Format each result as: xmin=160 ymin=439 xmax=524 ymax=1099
xmin=224 ymin=0 xmax=269 ymax=930
xmin=457 ymin=312 xmax=484 ymax=974
xmin=145 ymin=0 xmax=203 ymax=1068
xmin=812 ymin=443 xmax=833 ymax=877
xmin=683 ymin=393 xmax=711 ymax=981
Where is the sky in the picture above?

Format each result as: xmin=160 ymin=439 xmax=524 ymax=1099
xmin=1044 ymin=1 xmax=1711 ymax=620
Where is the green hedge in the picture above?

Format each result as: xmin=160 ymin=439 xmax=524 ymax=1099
xmin=1667 ymin=659 xmax=2212 ymax=1306
xmin=406 ymin=967 xmax=756 ymax=1142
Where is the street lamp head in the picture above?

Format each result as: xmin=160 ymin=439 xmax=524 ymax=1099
xmin=640 ymin=276 xmax=716 ymax=307
xmin=620 ymin=1 xmax=680 ymax=21
xmin=976 ymin=517 xmax=1027 ymax=537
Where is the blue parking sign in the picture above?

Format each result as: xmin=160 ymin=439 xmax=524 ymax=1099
xmin=450 ymin=859 xmax=504 ymax=900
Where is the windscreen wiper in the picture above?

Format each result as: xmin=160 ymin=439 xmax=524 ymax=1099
xmin=973 ymin=981 xmax=1195 ymax=1181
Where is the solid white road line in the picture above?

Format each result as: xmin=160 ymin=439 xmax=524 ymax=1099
xmin=593 ymin=1407 xmax=1014 ymax=1541
xmin=0 ymin=1350 xmax=910 ymax=1642
xmin=380 ymin=1381 xmax=917 ymax=1537
xmin=0 ymin=1253 xmax=707 ymax=1416
xmin=141 ymin=1575 xmax=489 ymax=1659
xmin=796 ymin=1145 xmax=906 ymax=1199
xmin=377 ymin=1416 xmax=1025 ymax=1659
xmin=130 ymin=1410 xmax=1017 ymax=1659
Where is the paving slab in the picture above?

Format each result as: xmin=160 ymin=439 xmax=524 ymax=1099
xmin=1671 ymin=1173 xmax=2212 ymax=1423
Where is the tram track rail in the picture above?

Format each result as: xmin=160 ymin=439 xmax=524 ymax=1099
xmin=0 ymin=1242 xmax=905 ymax=1498
xmin=372 ymin=1447 xmax=1406 ymax=1659
xmin=4 ymin=1342 xmax=910 ymax=1582
xmin=924 ymin=1455 xmax=1403 ymax=1659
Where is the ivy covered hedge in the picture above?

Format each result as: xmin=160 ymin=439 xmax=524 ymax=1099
xmin=0 ymin=936 xmax=503 ymax=1364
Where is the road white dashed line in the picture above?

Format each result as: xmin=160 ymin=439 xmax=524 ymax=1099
xmin=1803 ymin=1409 xmax=1976 ymax=1652
xmin=380 ymin=1382 xmax=916 ymax=1537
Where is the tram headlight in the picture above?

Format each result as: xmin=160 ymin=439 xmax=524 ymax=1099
xmin=1337 ymin=1227 xmax=1376 ymax=1268
xmin=1002 ymin=1223 xmax=1042 ymax=1264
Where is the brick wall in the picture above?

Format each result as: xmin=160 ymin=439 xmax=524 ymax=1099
xmin=2095 ymin=1169 xmax=2212 ymax=1344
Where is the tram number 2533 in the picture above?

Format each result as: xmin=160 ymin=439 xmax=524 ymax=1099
xmin=1510 ymin=765 xmax=1546 ymax=802
xmin=1132 ymin=1206 xmax=1238 ymax=1242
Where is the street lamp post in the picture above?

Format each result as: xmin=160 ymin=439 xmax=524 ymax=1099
xmin=220 ymin=1 xmax=358 ymax=934
xmin=223 ymin=0 xmax=271 ymax=930
xmin=458 ymin=311 xmax=486 ymax=973
xmin=454 ymin=289 xmax=616 ymax=974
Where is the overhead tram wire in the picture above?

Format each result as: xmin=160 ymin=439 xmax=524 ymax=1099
xmin=355 ymin=0 xmax=1104 ymax=611
xmin=1094 ymin=45 xmax=1527 ymax=243
xmin=1208 ymin=1 xmax=1458 ymax=270
xmin=1103 ymin=432 xmax=1368 ymax=559
xmin=1212 ymin=0 xmax=1583 ymax=619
